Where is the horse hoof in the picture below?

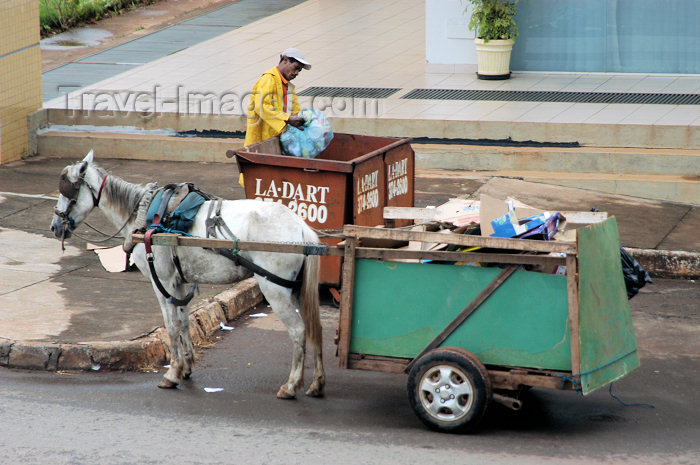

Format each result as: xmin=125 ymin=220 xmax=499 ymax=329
xmin=305 ymin=386 xmax=324 ymax=398
xmin=158 ymin=378 xmax=179 ymax=389
xmin=276 ymin=386 xmax=296 ymax=399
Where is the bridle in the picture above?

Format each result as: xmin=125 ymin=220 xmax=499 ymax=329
xmin=55 ymin=165 xmax=108 ymax=250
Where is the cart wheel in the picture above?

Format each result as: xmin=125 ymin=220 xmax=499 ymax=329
xmin=407 ymin=347 xmax=492 ymax=433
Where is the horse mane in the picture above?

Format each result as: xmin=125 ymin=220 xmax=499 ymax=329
xmin=97 ymin=165 xmax=149 ymax=218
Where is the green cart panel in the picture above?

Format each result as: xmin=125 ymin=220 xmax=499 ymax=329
xmin=350 ymin=260 xmax=572 ymax=371
xmin=577 ymin=218 xmax=640 ymax=395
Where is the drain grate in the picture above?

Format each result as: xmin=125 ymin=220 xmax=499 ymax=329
xmin=298 ymin=87 xmax=402 ymax=99
xmin=401 ymin=89 xmax=700 ymax=105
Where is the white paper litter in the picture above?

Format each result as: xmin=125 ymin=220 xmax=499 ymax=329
xmin=219 ymin=322 xmax=234 ymax=330
xmin=250 ymin=313 xmax=268 ymax=318
xmin=204 ymin=387 xmax=224 ymax=393
xmin=91 ymin=364 xmax=101 ymax=371
xmin=87 ymin=243 xmax=134 ymax=272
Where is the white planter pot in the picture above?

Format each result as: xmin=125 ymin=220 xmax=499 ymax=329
xmin=474 ymin=38 xmax=514 ymax=80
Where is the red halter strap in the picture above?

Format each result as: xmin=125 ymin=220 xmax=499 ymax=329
xmin=95 ymin=175 xmax=108 ymax=205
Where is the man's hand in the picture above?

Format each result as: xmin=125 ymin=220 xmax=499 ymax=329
xmin=287 ymin=114 xmax=306 ymax=128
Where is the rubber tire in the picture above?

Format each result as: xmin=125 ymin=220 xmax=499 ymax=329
xmin=407 ymin=347 xmax=492 ymax=433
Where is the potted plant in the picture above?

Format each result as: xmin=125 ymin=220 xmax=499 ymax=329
xmin=466 ymin=0 xmax=519 ymax=80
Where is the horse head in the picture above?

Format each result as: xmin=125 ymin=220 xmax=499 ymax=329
xmin=50 ymin=150 xmax=104 ymax=241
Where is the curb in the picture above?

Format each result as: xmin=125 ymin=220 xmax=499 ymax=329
xmin=0 ymin=278 xmax=263 ymax=372
xmin=626 ymin=248 xmax=700 ymax=279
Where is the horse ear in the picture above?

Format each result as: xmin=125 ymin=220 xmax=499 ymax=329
xmin=82 ymin=149 xmax=94 ymax=164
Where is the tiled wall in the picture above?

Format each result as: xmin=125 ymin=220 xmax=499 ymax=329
xmin=0 ymin=0 xmax=43 ymax=164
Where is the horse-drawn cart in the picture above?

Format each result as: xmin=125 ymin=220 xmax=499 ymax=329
xmin=139 ymin=216 xmax=639 ymax=432
xmin=335 ymin=217 xmax=639 ymax=432
xmin=53 ymin=154 xmax=637 ymax=430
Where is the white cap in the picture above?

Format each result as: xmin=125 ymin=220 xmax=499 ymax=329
xmin=281 ymin=48 xmax=311 ymax=70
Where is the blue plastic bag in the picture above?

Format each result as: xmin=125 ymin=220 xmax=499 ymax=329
xmin=280 ymin=108 xmax=333 ymax=158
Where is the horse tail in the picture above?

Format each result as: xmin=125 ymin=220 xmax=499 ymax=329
xmin=300 ymin=253 xmax=322 ymax=351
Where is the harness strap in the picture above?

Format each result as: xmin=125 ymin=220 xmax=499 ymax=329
xmin=146 ymin=255 xmax=198 ymax=306
xmin=173 ymin=255 xmax=187 ymax=283
xmin=145 ymin=188 xmax=195 ymax=305
xmin=203 ymin=198 xmax=302 ymax=289
xmin=205 ymin=198 xmax=236 ymax=239
xmin=219 ymin=248 xmax=302 ymax=289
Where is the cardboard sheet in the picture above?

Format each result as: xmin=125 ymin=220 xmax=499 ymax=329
xmin=88 ymin=243 xmax=133 ymax=272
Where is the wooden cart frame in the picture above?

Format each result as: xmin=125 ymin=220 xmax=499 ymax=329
xmin=336 ymin=220 xmax=639 ymax=395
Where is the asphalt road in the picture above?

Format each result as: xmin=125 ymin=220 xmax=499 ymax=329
xmin=1 ymin=278 xmax=698 ymax=465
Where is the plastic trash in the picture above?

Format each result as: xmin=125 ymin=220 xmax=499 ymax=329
xmin=280 ymin=108 xmax=333 ymax=158
xmin=620 ymin=247 xmax=652 ymax=299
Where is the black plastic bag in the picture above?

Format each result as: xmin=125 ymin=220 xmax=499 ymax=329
xmin=620 ymin=247 xmax=652 ymax=299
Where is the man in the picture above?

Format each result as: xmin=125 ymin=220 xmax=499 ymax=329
xmin=244 ymin=48 xmax=311 ymax=146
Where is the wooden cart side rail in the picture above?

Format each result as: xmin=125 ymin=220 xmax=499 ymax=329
xmin=384 ymin=207 xmax=609 ymax=226
xmin=488 ymin=367 xmax=578 ymax=391
xmin=130 ymin=233 xmax=568 ymax=267
xmin=356 ymin=249 xmax=566 ymax=267
xmin=343 ymin=225 xmax=578 ymax=254
xmin=566 ymin=253 xmax=582 ymax=382
xmin=338 ymin=237 xmax=358 ymax=368
xmin=130 ymin=233 xmax=346 ymax=256
xmin=347 ymin=354 xmax=577 ymax=391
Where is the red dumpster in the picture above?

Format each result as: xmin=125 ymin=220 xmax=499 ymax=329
xmin=232 ymin=133 xmax=414 ymax=285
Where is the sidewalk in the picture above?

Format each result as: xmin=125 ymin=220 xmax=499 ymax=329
xmin=45 ymin=0 xmax=700 ymax=137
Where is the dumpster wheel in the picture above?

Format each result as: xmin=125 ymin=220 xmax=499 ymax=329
xmin=407 ymin=347 xmax=492 ymax=433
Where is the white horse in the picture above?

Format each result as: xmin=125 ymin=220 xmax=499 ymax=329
xmin=50 ymin=151 xmax=325 ymax=399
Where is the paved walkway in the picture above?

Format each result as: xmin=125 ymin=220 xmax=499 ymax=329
xmin=44 ymin=0 xmax=700 ymax=134
xmin=42 ymin=0 xmax=304 ymax=101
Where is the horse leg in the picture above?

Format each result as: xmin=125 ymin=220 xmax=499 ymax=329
xmin=257 ymin=280 xmax=306 ymax=399
xmin=301 ymin=255 xmax=325 ymax=398
xmin=305 ymin=343 xmax=325 ymax=398
xmin=131 ymin=246 xmax=187 ymax=388
xmin=158 ymin=300 xmax=187 ymax=388
xmin=176 ymin=303 xmax=195 ymax=379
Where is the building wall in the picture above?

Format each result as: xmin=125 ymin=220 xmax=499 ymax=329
xmin=512 ymin=0 xmax=700 ymax=74
xmin=0 ymin=0 xmax=43 ymax=164
xmin=426 ymin=0 xmax=700 ymax=74
xmin=425 ymin=0 xmax=478 ymax=72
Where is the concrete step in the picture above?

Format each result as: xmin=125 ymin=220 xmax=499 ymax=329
xmin=37 ymin=130 xmax=243 ymax=162
xmin=38 ymin=127 xmax=700 ymax=175
xmin=37 ymin=128 xmax=699 ymax=204
xmin=418 ymin=168 xmax=699 ymax=205
xmin=37 ymin=108 xmax=700 ymax=150
xmin=413 ymin=143 xmax=700 ymax=177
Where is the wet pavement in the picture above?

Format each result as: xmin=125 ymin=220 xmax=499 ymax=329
xmin=1 ymin=278 xmax=698 ymax=464
xmin=41 ymin=28 xmax=114 ymax=50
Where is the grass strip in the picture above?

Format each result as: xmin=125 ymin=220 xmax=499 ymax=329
xmin=40 ymin=0 xmax=158 ymax=36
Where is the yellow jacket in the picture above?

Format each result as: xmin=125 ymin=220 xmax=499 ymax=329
xmin=244 ymin=66 xmax=301 ymax=146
